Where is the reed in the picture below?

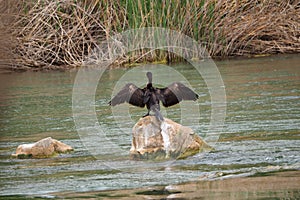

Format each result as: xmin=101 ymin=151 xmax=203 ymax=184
xmin=10 ymin=0 xmax=300 ymax=69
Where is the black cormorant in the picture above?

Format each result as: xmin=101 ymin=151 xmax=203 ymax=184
xmin=109 ymin=72 xmax=198 ymax=121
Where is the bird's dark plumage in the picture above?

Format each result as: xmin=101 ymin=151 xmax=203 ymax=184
xmin=109 ymin=72 xmax=198 ymax=121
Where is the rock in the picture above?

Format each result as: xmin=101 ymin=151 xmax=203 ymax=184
xmin=12 ymin=137 xmax=73 ymax=158
xmin=130 ymin=116 xmax=212 ymax=160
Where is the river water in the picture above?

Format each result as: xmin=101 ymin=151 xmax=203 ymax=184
xmin=0 ymin=54 xmax=299 ymax=199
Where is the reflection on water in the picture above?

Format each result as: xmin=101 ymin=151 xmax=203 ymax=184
xmin=0 ymin=54 xmax=299 ymax=198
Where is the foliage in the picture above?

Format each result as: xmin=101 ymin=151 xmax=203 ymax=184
xmin=11 ymin=0 xmax=300 ymax=69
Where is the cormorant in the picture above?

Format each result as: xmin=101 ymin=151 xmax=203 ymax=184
xmin=109 ymin=72 xmax=199 ymax=121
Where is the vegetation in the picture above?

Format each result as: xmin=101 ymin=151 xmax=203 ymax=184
xmin=7 ymin=0 xmax=300 ymax=69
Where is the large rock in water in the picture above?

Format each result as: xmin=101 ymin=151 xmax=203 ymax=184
xmin=130 ymin=116 xmax=212 ymax=160
xmin=12 ymin=137 xmax=73 ymax=158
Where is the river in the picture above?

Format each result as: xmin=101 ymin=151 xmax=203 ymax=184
xmin=0 ymin=54 xmax=299 ymax=199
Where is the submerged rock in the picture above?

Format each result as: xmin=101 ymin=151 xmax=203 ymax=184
xmin=130 ymin=116 xmax=212 ymax=160
xmin=12 ymin=137 xmax=73 ymax=158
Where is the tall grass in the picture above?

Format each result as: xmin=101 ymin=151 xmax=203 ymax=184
xmin=11 ymin=0 xmax=300 ymax=69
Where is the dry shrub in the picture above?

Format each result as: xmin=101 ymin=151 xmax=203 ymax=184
xmin=12 ymin=0 xmax=125 ymax=69
xmin=10 ymin=0 xmax=300 ymax=69
xmin=212 ymin=0 xmax=300 ymax=56
xmin=0 ymin=0 xmax=24 ymax=69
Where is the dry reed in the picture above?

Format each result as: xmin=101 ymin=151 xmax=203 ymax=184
xmin=10 ymin=0 xmax=300 ymax=70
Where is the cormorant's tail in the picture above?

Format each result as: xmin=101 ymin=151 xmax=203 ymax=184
xmin=151 ymin=104 xmax=164 ymax=121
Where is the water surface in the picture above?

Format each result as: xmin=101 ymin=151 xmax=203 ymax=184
xmin=0 ymin=54 xmax=299 ymax=199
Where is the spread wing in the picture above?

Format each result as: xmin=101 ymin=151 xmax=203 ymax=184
xmin=109 ymin=83 xmax=145 ymax=107
xmin=157 ymin=82 xmax=198 ymax=107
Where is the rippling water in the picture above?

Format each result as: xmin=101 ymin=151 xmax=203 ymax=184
xmin=0 ymin=54 xmax=299 ymax=198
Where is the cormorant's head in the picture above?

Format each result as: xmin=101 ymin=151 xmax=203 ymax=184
xmin=146 ymin=72 xmax=152 ymax=83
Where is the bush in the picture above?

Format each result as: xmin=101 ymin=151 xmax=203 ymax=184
xmin=11 ymin=0 xmax=300 ymax=69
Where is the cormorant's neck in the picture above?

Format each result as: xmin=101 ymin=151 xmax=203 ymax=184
xmin=147 ymin=83 xmax=153 ymax=89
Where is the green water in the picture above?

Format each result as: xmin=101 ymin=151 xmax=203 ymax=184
xmin=0 ymin=54 xmax=299 ymax=198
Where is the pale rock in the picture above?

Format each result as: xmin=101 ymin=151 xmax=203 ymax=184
xmin=12 ymin=137 xmax=73 ymax=158
xmin=130 ymin=116 xmax=212 ymax=160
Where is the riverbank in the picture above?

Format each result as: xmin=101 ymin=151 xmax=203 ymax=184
xmin=0 ymin=0 xmax=299 ymax=70
xmin=54 ymin=170 xmax=300 ymax=200
xmin=2 ymin=170 xmax=299 ymax=199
